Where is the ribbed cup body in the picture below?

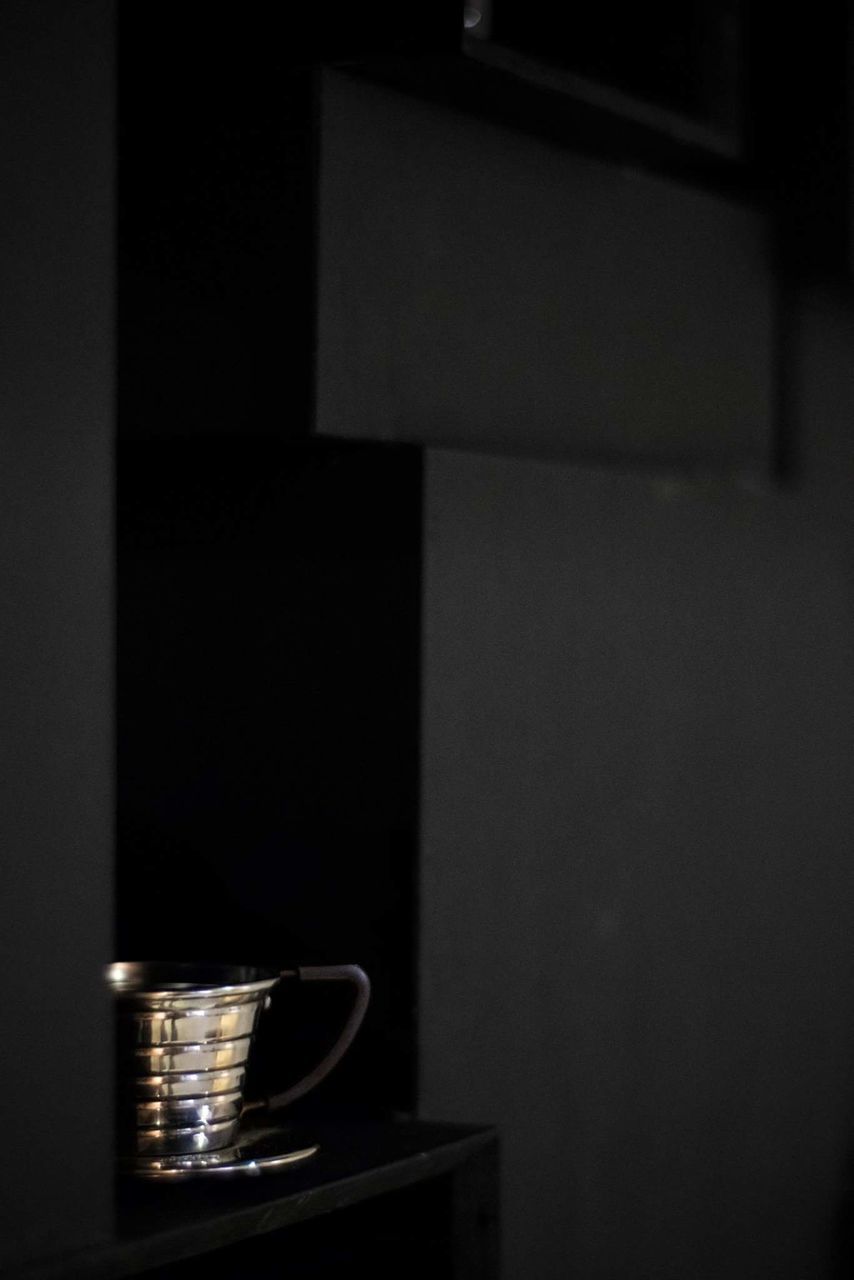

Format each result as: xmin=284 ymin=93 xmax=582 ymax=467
xmin=108 ymin=963 xmax=281 ymax=1156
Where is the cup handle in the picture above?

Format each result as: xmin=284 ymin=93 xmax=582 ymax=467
xmin=244 ymin=964 xmax=371 ymax=1115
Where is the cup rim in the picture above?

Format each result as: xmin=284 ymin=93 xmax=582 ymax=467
xmin=106 ymin=961 xmax=281 ymax=1000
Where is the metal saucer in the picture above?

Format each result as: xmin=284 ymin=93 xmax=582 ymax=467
xmin=121 ymin=1123 xmax=319 ymax=1181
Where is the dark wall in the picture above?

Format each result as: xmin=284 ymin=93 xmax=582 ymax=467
xmin=419 ymin=285 xmax=854 ymax=1277
xmin=117 ymin=7 xmax=315 ymax=444
xmin=0 ymin=0 xmax=114 ymax=1268
xmin=317 ymin=72 xmax=774 ymax=473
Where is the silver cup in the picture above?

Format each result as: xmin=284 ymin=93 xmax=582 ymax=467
xmin=107 ymin=961 xmax=370 ymax=1159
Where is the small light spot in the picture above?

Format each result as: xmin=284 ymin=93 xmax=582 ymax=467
xmin=596 ymin=909 xmax=621 ymax=939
